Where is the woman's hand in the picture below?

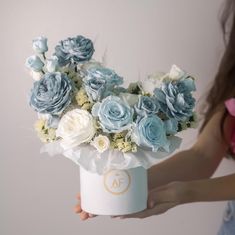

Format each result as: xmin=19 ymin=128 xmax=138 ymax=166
xmin=74 ymin=181 xmax=190 ymax=220
xmin=114 ymin=181 xmax=190 ymax=219
xmin=74 ymin=193 xmax=97 ymax=220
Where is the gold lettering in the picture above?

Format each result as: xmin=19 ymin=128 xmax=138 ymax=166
xmin=111 ymin=179 xmax=120 ymax=188
xmin=111 ymin=177 xmax=125 ymax=188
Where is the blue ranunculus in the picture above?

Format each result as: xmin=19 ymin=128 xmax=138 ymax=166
xmin=54 ymin=35 xmax=94 ymax=66
xmin=32 ymin=36 xmax=48 ymax=54
xmin=83 ymin=65 xmax=123 ymax=101
xmin=132 ymin=115 xmax=169 ymax=152
xmin=164 ymin=118 xmax=178 ymax=135
xmin=134 ymin=95 xmax=160 ymax=117
xmin=154 ymin=78 xmax=196 ymax=121
xmin=29 ymin=72 xmax=74 ymax=114
xmin=25 ymin=55 xmax=44 ymax=72
xmin=92 ymin=96 xmax=133 ymax=133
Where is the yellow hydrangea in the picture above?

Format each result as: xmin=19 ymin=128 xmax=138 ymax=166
xmin=81 ymin=102 xmax=93 ymax=111
xmin=75 ymin=88 xmax=87 ymax=105
xmin=178 ymin=112 xmax=198 ymax=132
xmin=34 ymin=119 xmax=57 ymax=143
xmin=112 ymin=131 xmax=127 ymax=140
xmin=75 ymin=88 xmax=93 ymax=111
xmin=60 ymin=67 xmax=82 ymax=88
xmin=115 ymin=140 xmax=137 ymax=153
xmin=34 ymin=119 xmax=45 ymax=132
xmin=110 ymin=131 xmax=137 ymax=153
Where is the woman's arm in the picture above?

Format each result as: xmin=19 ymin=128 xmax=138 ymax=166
xmin=120 ymin=173 xmax=235 ymax=219
xmin=148 ymin=106 xmax=235 ymax=190
xmin=187 ymin=174 xmax=235 ymax=202
xmin=147 ymin=148 xmax=215 ymax=190
xmin=119 ymin=107 xmax=235 ymax=219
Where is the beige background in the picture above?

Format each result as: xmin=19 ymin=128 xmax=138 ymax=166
xmin=1 ymin=0 xmax=235 ymax=234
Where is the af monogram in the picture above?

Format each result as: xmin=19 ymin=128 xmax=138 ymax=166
xmin=103 ymin=169 xmax=131 ymax=195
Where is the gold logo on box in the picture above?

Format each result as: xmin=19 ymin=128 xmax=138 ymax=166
xmin=103 ymin=169 xmax=131 ymax=195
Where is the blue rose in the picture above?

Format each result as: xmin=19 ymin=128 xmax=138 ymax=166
xmin=154 ymin=78 xmax=196 ymax=121
xmin=54 ymin=35 xmax=94 ymax=66
xmin=134 ymin=96 xmax=160 ymax=117
xmin=30 ymin=72 xmax=74 ymax=114
xmin=92 ymin=96 xmax=133 ymax=133
xmin=85 ymin=65 xmax=123 ymax=87
xmin=83 ymin=76 xmax=106 ymax=101
xmin=32 ymin=36 xmax=48 ymax=54
xmin=46 ymin=56 xmax=59 ymax=72
xmin=164 ymin=118 xmax=178 ymax=135
xmin=132 ymin=115 xmax=169 ymax=152
xmin=83 ymin=65 xmax=123 ymax=101
xmin=25 ymin=55 xmax=44 ymax=72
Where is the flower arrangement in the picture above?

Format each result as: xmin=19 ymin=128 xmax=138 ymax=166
xmin=25 ymin=35 xmax=197 ymax=174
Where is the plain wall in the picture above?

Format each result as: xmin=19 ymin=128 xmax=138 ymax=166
xmin=1 ymin=0 xmax=235 ymax=235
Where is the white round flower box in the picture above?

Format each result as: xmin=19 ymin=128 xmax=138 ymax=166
xmin=41 ymin=136 xmax=182 ymax=215
xmin=80 ymin=166 xmax=148 ymax=215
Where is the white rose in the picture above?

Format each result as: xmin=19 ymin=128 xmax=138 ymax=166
xmin=168 ymin=64 xmax=185 ymax=80
xmin=30 ymin=70 xmax=43 ymax=81
xmin=141 ymin=72 xmax=165 ymax=94
xmin=141 ymin=65 xmax=186 ymax=94
xmin=56 ymin=109 xmax=96 ymax=150
xmin=91 ymin=135 xmax=110 ymax=153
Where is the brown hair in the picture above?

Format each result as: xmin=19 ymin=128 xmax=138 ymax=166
xmin=200 ymin=0 xmax=235 ymax=139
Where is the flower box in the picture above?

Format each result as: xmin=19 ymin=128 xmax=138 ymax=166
xmin=80 ymin=166 xmax=147 ymax=215
xmin=26 ymin=35 xmax=197 ymax=216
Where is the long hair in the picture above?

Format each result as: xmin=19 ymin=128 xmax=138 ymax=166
xmin=199 ymin=0 xmax=235 ymax=143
